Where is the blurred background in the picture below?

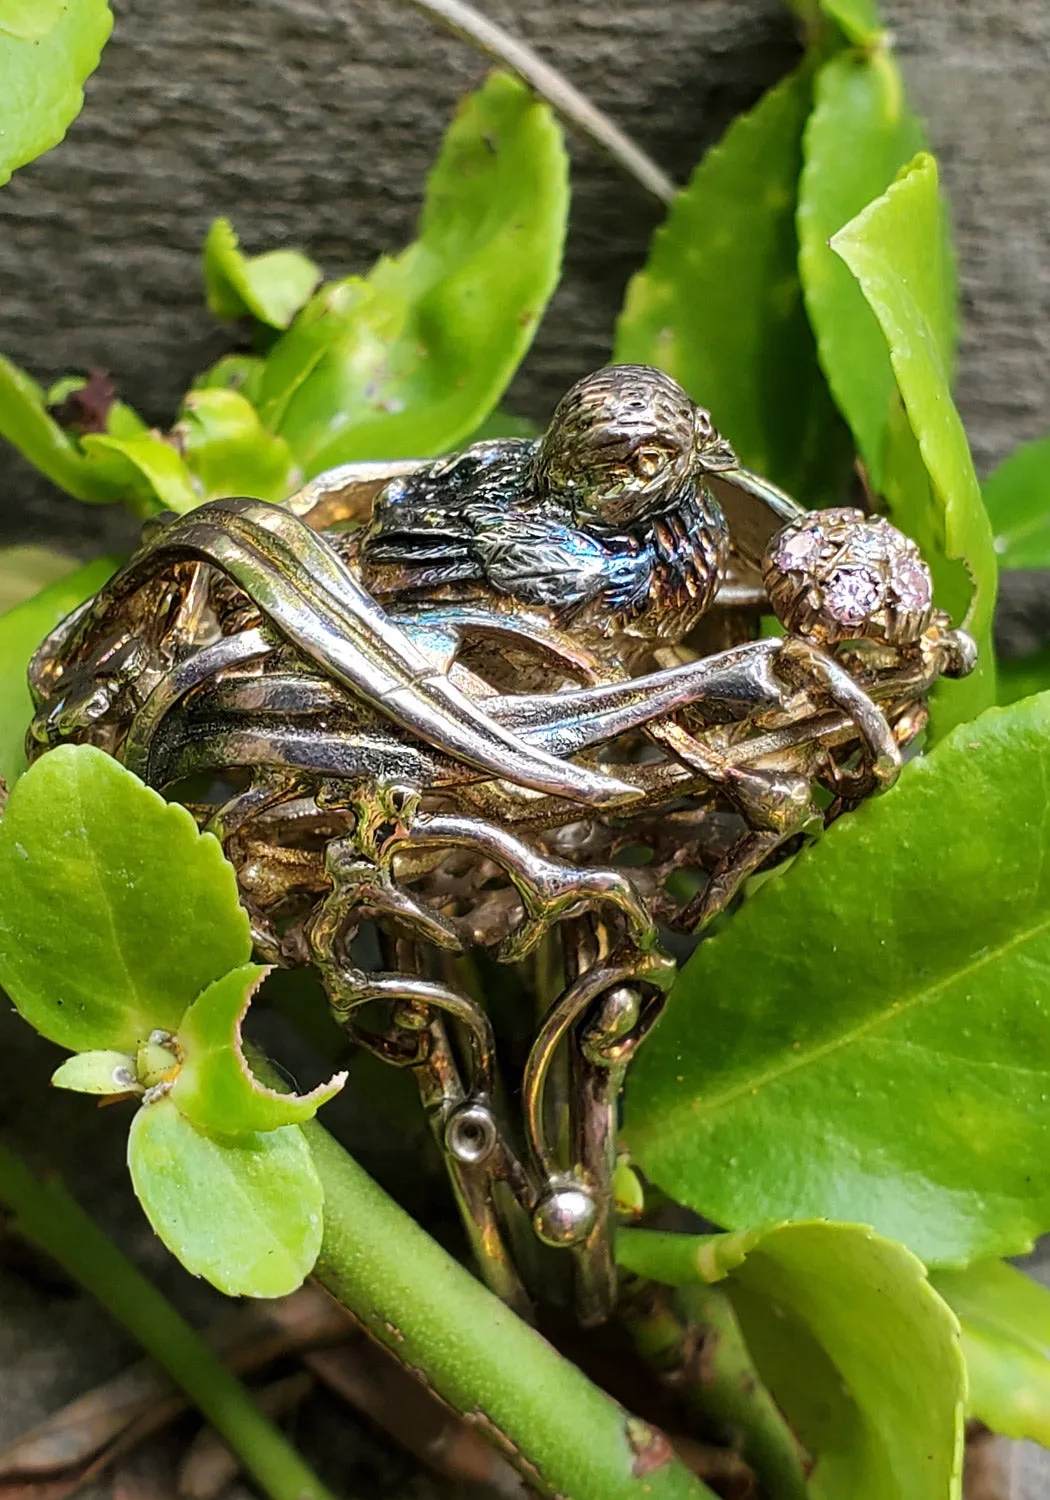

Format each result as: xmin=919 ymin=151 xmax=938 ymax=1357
xmin=0 ymin=3 xmax=1047 ymax=1496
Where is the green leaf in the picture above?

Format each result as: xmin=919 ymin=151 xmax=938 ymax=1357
xmin=0 ymin=546 xmax=77 ymax=614
xmin=0 ymin=0 xmax=112 ymax=186
xmin=0 ymin=557 xmax=117 ymax=786
xmin=51 ymin=1048 xmax=138 ymax=1095
xmin=203 ymin=218 xmax=322 ymax=332
xmin=932 ymin=1258 xmax=1050 ymax=1445
xmin=797 ymin=46 xmax=936 ymax=489
xmin=0 ymin=0 xmax=66 ymax=43
xmin=79 ymin=432 xmax=200 ymax=515
xmin=461 ymin=408 xmax=540 ymax=444
xmin=621 ymin=1221 xmax=964 ymax=1500
xmin=270 ymin=72 xmax=568 ymax=474
xmin=821 ymin=0 xmax=885 ymax=47
xmin=128 ymin=1096 xmax=323 ymax=1297
xmin=0 ymin=746 xmax=251 ymax=1053
xmin=615 ymin=65 xmax=853 ymax=507
xmin=174 ymin=389 xmax=300 ymax=504
xmin=191 ymin=353 xmax=266 ymax=406
xmin=832 ymin=152 xmax=998 ymax=733
xmin=171 ymin=964 xmax=346 ymax=1137
xmin=982 ymin=433 xmax=1050 ymax=570
xmin=626 ymin=692 xmax=1050 ymax=1266
xmin=0 ymin=354 xmax=127 ymax=503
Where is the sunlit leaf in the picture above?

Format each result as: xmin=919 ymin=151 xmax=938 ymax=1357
xmin=51 ymin=1049 xmax=138 ymax=1095
xmin=615 ymin=64 xmax=853 ymax=506
xmin=0 ymin=355 xmax=125 ymax=503
xmin=203 ymin=218 xmax=322 ymax=332
xmin=128 ymin=1096 xmax=323 ymax=1297
xmin=626 ymin=693 xmax=1050 ymax=1266
xmin=797 ymin=46 xmax=939 ymax=489
xmin=191 ymin=353 xmax=266 ymax=406
xmin=0 ymin=0 xmax=111 ymax=186
xmin=0 ymin=747 xmax=251 ymax=1053
xmin=982 ymin=433 xmax=1050 ymax=570
xmin=620 ymin=1221 xmax=965 ymax=1500
xmin=821 ymin=0 xmax=884 ymax=46
xmin=832 ymin=152 xmax=997 ymax=732
xmin=0 ymin=557 xmax=117 ymax=786
xmin=269 ymin=72 xmax=569 ymax=474
xmin=932 ymin=1258 xmax=1050 ymax=1445
xmin=79 ymin=432 xmax=199 ymax=515
xmin=174 ymin=389 xmax=300 ymax=503
xmin=171 ymin=964 xmax=346 ymax=1137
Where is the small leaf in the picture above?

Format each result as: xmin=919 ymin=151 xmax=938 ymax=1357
xmin=821 ymin=0 xmax=885 ymax=46
xmin=191 ymin=353 xmax=266 ymax=406
xmin=832 ymin=152 xmax=998 ymax=733
xmin=203 ymin=218 xmax=322 ymax=332
xmin=0 ymin=546 xmax=77 ymax=614
xmin=620 ymin=1221 xmax=965 ymax=1500
xmin=0 ymin=354 xmax=126 ymax=503
xmin=625 ymin=692 xmax=1050 ymax=1266
xmin=932 ymin=1258 xmax=1050 ymax=1445
xmin=171 ymin=964 xmax=346 ymax=1137
xmin=79 ymin=433 xmax=200 ymax=515
xmin=982 ymin=433 xmax=1050 ymax=570
xmin=269 ymin=72 xmax=569 ymax=474
xmin=615 ymin=64 xmax=854 ymax=506
xmin=797 ymin=46 xmax=935 ymax=489
xmin=0 ymin=0 xmax=112 ymax=186
xmin=174 ymin=389 xmax=301 ymax=504
xmin=0 ymin=557 xmax=117 ymax=787
xmin=128 ymin=1096 xmax=323 ymax=1297
xmin=0 ymin=0 xmax=66 ymax=43
xmin=0 ymin=746 xmax=251 ymax=1053
xmin=51 ymin=1049 xmax=138 ymax=1095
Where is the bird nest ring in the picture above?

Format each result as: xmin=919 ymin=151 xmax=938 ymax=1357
xmin=26 ymin=365 xmax=975 ymax=1324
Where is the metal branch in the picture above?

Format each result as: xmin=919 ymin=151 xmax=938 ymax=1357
xmin=401 ymin=0 xmax=678 ymax=206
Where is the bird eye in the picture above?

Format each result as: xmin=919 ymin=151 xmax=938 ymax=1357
xmin=633 ymin=446 xmax=667 ymax=479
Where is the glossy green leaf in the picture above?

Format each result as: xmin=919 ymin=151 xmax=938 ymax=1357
xmin=203 ymin=218 xmax=322 ymax=332
xmin=0 ymin=547 xmax=77 ymax=614
xmin=270 ymin=72 xmax=568 ymax=474
xmin=932 ymin=1258 xmax=1050 ymax=1445
xmin=51 ymin=1049 xmax=138 ymax=1095
xmin=0 ymin=556 xmax=116 ymax=786
xmin=191 ymin=353 xmax=266 ymax=407
xmin=627 ymin=692 xmax=1050 ymax=1266
xmin=174 ymin=389 xmax=300 ymax=503
xmin=0 ymin=0 xmax=111 ymax=186
xmin=622 ymin=1221 xmax=964 ymax=1500
xmin=0 ymin=355 xmax=127 ymax=503
xmin=171 ymin=964 xmax=346 ymax=1137
xmin=982 ymin=433 xmax=1050 ymax=570
xmin=128 ymin=1096 xmax=323 ymax=1297
xmin=79 ymin=432 xmax=199 ymax=515
xmin=0 ymin=0 xmax=65 ymax=42
xmin=832 ymin=153 xmax=998 ymax=730
xmin=615 ymin=65 xmax=853 ymax=507
xmin=0 ymin=746 xmax=251 ymax=1053
xmin=797 ymin=47 xmax=934 ymax=489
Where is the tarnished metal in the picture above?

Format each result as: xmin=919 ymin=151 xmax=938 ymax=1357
xmin=26 ymin=364 xmax=975 ymax=1324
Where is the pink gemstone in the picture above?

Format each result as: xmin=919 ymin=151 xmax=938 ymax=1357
xmin=824 ymin=567 xmax=882 ymax=625
xmin=774 ymin=528 xmax=824 ymax=572
xmin=892 ymin=556 xmax=932 ymax=611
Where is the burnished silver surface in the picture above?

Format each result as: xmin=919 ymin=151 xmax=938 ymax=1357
xmin=26 ymin=364 xmax=975 ymax=1325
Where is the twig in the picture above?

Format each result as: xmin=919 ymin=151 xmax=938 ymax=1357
xmin=302 ymin=1118 xmax=714 ymax=1500
xmin=400 ymin=0 xmax=677 ymax=206
xmin=0 ymin=1145 xmax=336 ymax=1500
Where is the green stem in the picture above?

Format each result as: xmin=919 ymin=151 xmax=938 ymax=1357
xmin=303 ymin=1120 xmax=714 ymax=1500
xmin=0 ymin=1143 xmax=335 ymax=1500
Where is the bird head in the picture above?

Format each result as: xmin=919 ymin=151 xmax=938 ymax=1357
xmin=534 ymin=365 xmax=735 ymax=533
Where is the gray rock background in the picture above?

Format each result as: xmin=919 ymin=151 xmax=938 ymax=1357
xmin=0 ymin=2 xmax=1048 ymax=1495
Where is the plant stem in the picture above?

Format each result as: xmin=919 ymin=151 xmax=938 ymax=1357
xmin=0 ymin=1143 xmax=335 ymax=1500
xmin=303 ymin=1119 xmax=714 ymax=1500
xmin=401 ymin=0 xmax=677 ymax=206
